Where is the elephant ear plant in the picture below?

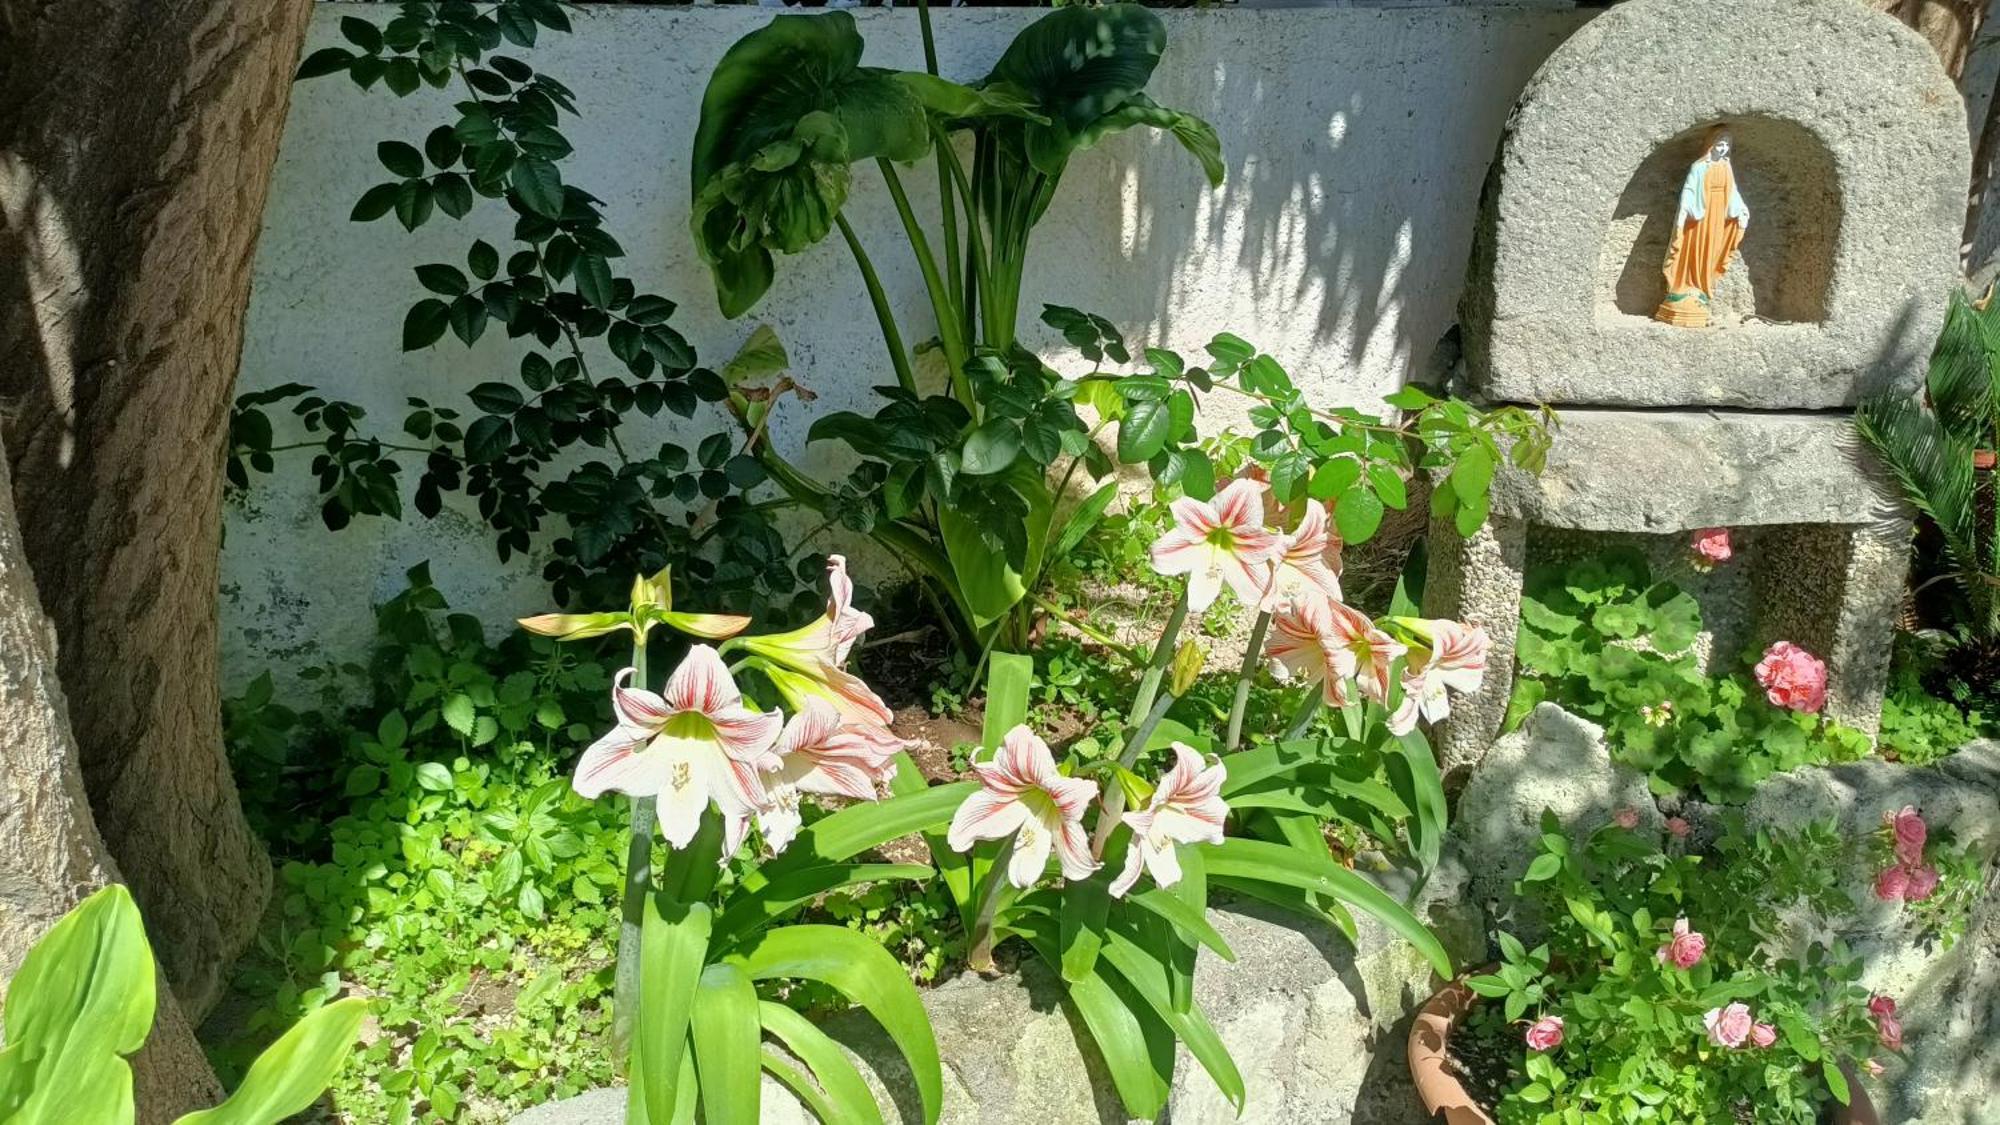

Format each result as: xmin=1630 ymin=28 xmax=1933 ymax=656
xmin=524 ymin=559 xmax=965 ymax=1122
xmin=0 ymin=885 xmax=367 ymax=1125
xmin=688 ymin=3 xmax=1223 ymax=652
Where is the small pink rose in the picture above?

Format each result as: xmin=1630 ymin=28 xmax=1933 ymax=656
xmin=1876 ymin=1011 xmax=1904 ymax=1051
xmin=1665 ymin=816 xmax=1690 ymax=839
xmin=1889 ymin=806 xmax=1927 ymax=865
xmin=1656 ymin=916 xmax=1706 ymax=970
xmin=1863 ymin=1058 xmax=1886 ymax=1079
xmin=1524 ymin=1015 xmax=1564 ymax=1052
xmin=1613 ymin=806 xmax=1641 ymax=830
xmin=1754 ymin=641 xmax=1828 ymax=714
xmin=1690 ymin=527 xmax=1733 ymax=564
xmin=1874 ymin=866 xmax=1910 ymax=902
xmin=1868 ymin=995 xmax=1898 ymax=1018
xmin=1750 ymin=1022 xmax=1778 ymax=1049
xmin=1903 ymin=864 xmax=1941 ymax=902
xmin=1704 ymin=1002 xmax=1754 ymax=1049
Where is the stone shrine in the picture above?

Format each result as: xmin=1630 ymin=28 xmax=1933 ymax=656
xmin=1428 ymin=0 xmax=1972 ymax=769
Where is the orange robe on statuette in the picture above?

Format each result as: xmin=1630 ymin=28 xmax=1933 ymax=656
xmin=1655 ymin=161 xmax=1745 ymax=328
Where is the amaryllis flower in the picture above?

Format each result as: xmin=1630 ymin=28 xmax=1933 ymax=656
xmin=1887 ymin=805 xmax=1927 ymax=866
xmin=1753 ymin=641 xmax=1828 ymax=714
xmin=1903 ymin=864 xmax=1941 ymax=901
xmin=1258 ymin=502 xmax=1344 ymax=612
xmin=1149 ymin=478 xmax=1281 ymax=611
xmin=947 ymin=725 xmax=1100 ymax=888
xmin=1267 ymin=596 xmax=1350 ymax=707
xmin=520 ymin=566 xmax=749 ymax=642
xmin=1325 ymin=599 xmax=1406 ymax=705
xmin=571 ymin=648 xmax=782 ymax=850
xmin=1689 ymin=527 xmax=1733 ymax=566
xmin=1704 ymin=1003 xmax=1753 ymax=1048
xmin=734 ymin=555 xmax=893 ymax=725
xmin=748 ymin=699 xmax=907 ymax=851
xmin=1109 ymin=743 xmax=1228 ymax=898
xmin=1385 ymin=619 xmax=1491 ymax=732
xmin=1656 ymin=917 xmax=1706 ymax=969
xmin=1750 ymin=1023 xmax=1778 ymax=1049
xmin=1524 ymin=1016 xmax=1564 ymax=1052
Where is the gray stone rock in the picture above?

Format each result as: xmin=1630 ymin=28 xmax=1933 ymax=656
xmin=1462 ymin=0 xmax=1968 ymax=410
xmin=1428 ymin=704 xmax=1659 ymax=934
xmin=510 ymin=902 xmax=1452 ymax=1124
xmin=1486 ymin=410 xmax=1904 ymax=533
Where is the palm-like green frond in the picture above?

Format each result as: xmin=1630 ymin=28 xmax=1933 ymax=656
xmin=1856 ymin=387 xmax=1994 ymax=635
xmin=1926 ymin=289 xmax=2000 ymax=440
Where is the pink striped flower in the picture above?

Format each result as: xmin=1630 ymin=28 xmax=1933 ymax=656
xmin=1259 ymin=502 xmax=1345 ymax=612
xmin=1326 ymin=600 xmax=1407 ymax=706
xmin=948 ymin=725 xmax=1101 ymax=888
xmin=749 ymin=699 xmax=907 ymax=851
xmin=1386 ymin=619 xmax=1491 ymax=732
xmin=735 ymin=555 xmax=893 ymax=725
xmin=571 ymin=648 xmax=783 ymax=851
xmin=1150 ymin=478 xmax=1281 ymax=611
xmin=1267 ymin=595 xmax=1351 ymax=707
xmin=1109 ymin=743 xmax=1229 ymax=898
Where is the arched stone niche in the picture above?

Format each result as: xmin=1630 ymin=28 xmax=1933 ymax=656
xmin=1462 ymin=0 xmax=1969 ymax=410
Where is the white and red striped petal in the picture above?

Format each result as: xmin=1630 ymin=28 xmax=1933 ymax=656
xmin=947 ymin=788 xmax=1032 ymax=853
xmin=572 ymin=727 xmax=661 ymax=799
xmin=610 ymin=667 xmax=673 ymax=730
xmin=661 ymin=645 xmax=742 ymax=716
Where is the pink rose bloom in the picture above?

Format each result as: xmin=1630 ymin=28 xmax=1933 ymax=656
xmin=1656 ymin=917 xmax=1706 ymax=969
xmin=1863 ymin=1058 xmax=1885 ymax=1079
xmin=1613 ymin=806 xmax=1641 ymax=830
xmin=1876 ymin=1011 xmax=1904 ymax=1051
xmin=1665 ymin=816 xmax=1691 ymax=839
xmin=1750 ymin=1022 xmax=1778 ymax=1049
xmin=1690 ymin=527 xmax=1733 ymax=564
xmin=1903 ymin=864 xmax=1941 ymax=902
xmin=1753 ymin=641 xmax=1828 ymax=714
xmin=1888 ymin=805 xmax=1927 ymax=866
xmin=1874 ymin=865 xmax=1911 ymax=902
xmin=1868 ymin=995 xmax=1898 ymax=1018
xmin=1704 ymin=1003 xmax=1754 ymax=1049
xmin=1524 ymin=1015 xmax=1564 ymax=1052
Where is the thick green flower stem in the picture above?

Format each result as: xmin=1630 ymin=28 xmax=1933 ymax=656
xmin=1126 ymin=591 xmax=1191 ymax=740
xmin=966 ymin=835 xmax=1018 ymax=974
xmin=835 ymin=213 xmax=917 ymax=396
xmin=1224 ymin=611 xmax=1273 ymax=753
xmin=876 ymin=160 xmax=973 ymax=407
xmin=1283 ymin=691 xmax=1324 ymax=741
xmin=611 ymin=639 xmax=652 ymax=1075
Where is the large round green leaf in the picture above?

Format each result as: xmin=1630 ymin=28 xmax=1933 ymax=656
xmin=690 ymin=12 xmax=931 ymax=317
xmin=984 ymin=5 xmax=1166 ymax=137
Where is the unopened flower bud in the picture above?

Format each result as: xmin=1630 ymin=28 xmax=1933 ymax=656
xmin=1170 ymin=641 xmax=1205 ymax=696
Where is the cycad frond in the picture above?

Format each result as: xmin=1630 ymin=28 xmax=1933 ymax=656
xmin=1856 ymin=389 xmax=1993 ymax=634
xmin=1926 ymin=290 xmax=2000 ymax=439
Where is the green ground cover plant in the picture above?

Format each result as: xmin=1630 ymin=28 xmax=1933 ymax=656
xmin=1507 ymin=547 xmax=1871 ymax=801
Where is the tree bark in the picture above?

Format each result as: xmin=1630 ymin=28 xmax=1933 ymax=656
xmin=1871 ymin=0 xmax=1986 ymax=79
xmin=0 ymin=0 xmax=313 ymax=1026
xmin=0 ymin=438 xmax=223 ymax=1123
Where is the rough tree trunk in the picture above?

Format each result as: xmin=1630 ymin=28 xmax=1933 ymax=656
xmin=1871 ymin=0 xmax=1986 ymax=78
xmin=0 ymin=442 xmax=222 ymax=1121
xmin=0 ymin=0 xmax=313 ymax=1028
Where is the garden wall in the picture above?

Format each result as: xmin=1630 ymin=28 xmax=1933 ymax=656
xmin=222 ymin=2 xmax=1588 ymax=689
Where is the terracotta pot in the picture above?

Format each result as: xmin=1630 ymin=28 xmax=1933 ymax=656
xmin=1408 ymin=973 xmax=1880 ymax=1124
xmin=1975 ymin=449 xmax=1997 ymax=471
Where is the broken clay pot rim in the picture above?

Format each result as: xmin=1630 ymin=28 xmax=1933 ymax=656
xmin=1407 ymin=970 xmax=1880 ymax=1125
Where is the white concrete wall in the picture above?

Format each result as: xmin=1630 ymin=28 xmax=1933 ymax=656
xmin=223 ymin=3 xmax=1586 ymax=690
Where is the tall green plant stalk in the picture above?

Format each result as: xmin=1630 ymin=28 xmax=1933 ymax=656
xmin=964 ymin=835 xmax=1016 ymax=974
xmin=611 ymin=637 xmax=651 ymax=1073
xmin=1224 ymin=611 xmax=1272 ymax=752
xmin=1090 ymin=591 xmax=1191 ymax=857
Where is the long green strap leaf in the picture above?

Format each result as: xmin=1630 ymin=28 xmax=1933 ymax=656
xmin=738 ymin=926 xmax=943 ymax=1125
xmin=712 ymin=863 xmax=932 ymax=949
xmin=174 ymin=998 xmax=369 ymax=1125
xmin=758 ymin=1002 xmax=884 ymax=1125
xmin=635 ymin=899 xmax=712 ymax=1125
xmin=1098 ymin=924 xmax=1244 ymax=1111
xmin=1206 ymin=838 xmax=1452 ymax=978
xmin=690 ymin=962 xmax=763 ymax=1125
xmin=1018 ymin=918 xmax=1172 ymax=1120
xmin=1391 ymin=730 xmax=1448 ymax=873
